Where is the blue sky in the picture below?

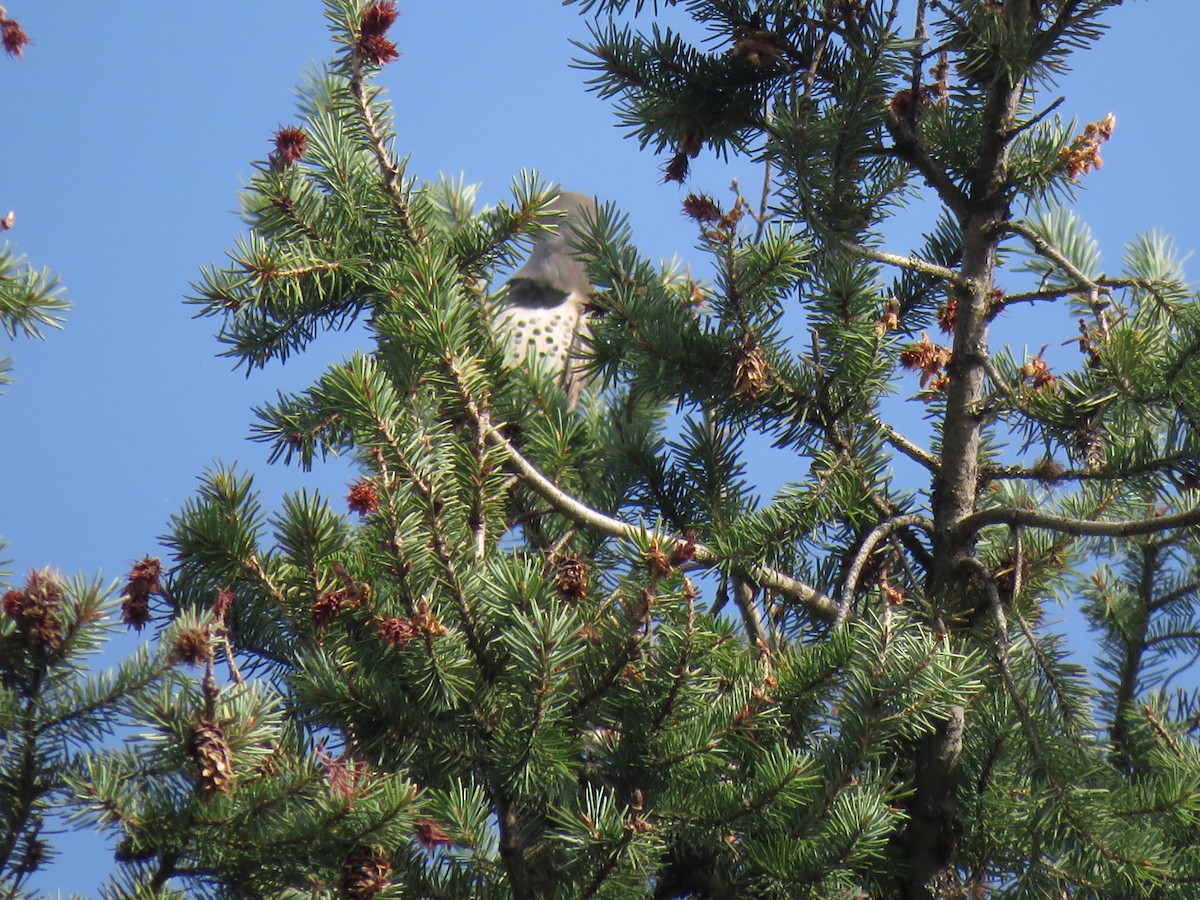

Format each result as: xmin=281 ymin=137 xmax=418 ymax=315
xmin=5 ymin=1 xmax=1200 ymax=894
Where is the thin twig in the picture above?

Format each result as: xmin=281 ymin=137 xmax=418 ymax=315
xmin=472 ymin=407 xmax=490 ymax=561
xmin=1005 ymin=95 xmax=1065 ymax=140
xmin=1010 ymin=526 xmax=1024 ymax=605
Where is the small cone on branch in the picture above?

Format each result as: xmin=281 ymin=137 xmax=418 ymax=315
xmin=553 ymin=553 xmax=589 ymax=603
xmin=121 ymin=556 xmax=163 ymax=631
xmin=171 ymin=626 xmax=210 ymax=667
xmin=733 ymin=333 xmax=771 ymax=400
xmin=2 ymin=569 xmax=64 ymax=649
xmin=339 ymin=844 xmax=392 ymax=900
xmin=1074 ymin=422 xmax=1107 ymax=473
xmin=188 ymin=718 xmax=235 ymax=796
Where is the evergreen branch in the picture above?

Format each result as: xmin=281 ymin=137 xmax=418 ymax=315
xmin=485 ymin=418 xmax=836 ymax=624
xmin=1005 ymin=95 xmax=1065 ymax=140
xmin=906 ymin=0 xmax=929 ymax=124
xmin=266 ymin=179 xmax=335 ymax=251
xmin=35 ymin=657 xmax=171 ymax=738
xmin=393 ymin=426 xmax=496 ymax=678
xmin=992 ymin=285 xmax=1080 ymax=309
xmin=1011 ymin=606 xmax=1080 ymax=741
xmin=1138 ymin=703 xmax=1184 ymax=761
xmin=471 ymin=409 xmax=490 ymax=562
xmin=0 ymin=712 xmax=39 ymax=889
xmin=957 ymin=501 xmax=1200 ymax=539
xmin=796 ymin=9 xmax=834 ymax=107
xmin=148 ymin=850 xmax=180 ymax=893
xmin=440 ymin=347 xmax=835 ymax=626
xmin=647 ymin=579 xmax=698 ymax=737
xmin=0 ymin=247 xmax=70 ymax=340
xmin=834 ymin=236 xmax=965 ymax=285
xmin=824 ymin=422 xmax=934 ymax=571
xmin=1005 ymin=219 xmax=1110 ymax=335
xmin=1108 ymin=541 xmax=1155 ymax=759
xmin=975 ymin=350 xmax=1038 ymax=421
xmin=723 ymin=763 xmax=811 ymax=826
xmin=1010 ymin=526 xmax=1025 ymax=605
xmin=575 ymin=588 xmax=653 ymax=715
xmin=1163 ymin=332 xmax=1200 ymax=386
xmin=579 ymin=830 xmax=636 ymax=900
xmin=347 ymin=61 xmax=413 ymax=245
xmin=982 ymin=451 xmax=1199 ymax=485
xmin=1137 ymin=628 xmax=1200 ymax=652
xmin=732 ymin=579 xmax=770 ymax=651
xmin=244 ymin=556 xmax=290 ymax=615
xmin=1149 ymin=578 xmax=1200 ymax=613
xmin=512 ymin=640 xmax=554 ymax=785
xmin=254 ymin=261 xmax=342 ymax=280
xmin=837 ymin=514 xmax=934 ymax=628
xmin=970 ymin=555 xmax=1160 ymax=880
xmin=961 ymin=277 xmax=1149 ymax=315
xmin=495 ymin=790 xmax=532 ymax=898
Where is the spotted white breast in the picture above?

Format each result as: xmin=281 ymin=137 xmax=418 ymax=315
xmin=493 ymin=192 xmax=597 ymax=407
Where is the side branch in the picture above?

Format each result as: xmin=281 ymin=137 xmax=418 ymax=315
xmin=837 ymin=513 xmax=933 ymax=628
xmin=882 ymin=108 xmax=972 ymax=222
xmin=1005 ymin=220 xmax=1109 ymax=335
xmin=482 ymin=419 xmax=838 ymax=624
xmin=835 ymin=237 xmax=965 ymax=285
xmin=957 ymin=503 xmax=1200 ymax=540
xmin=871 ymin=415 xmax=941 ymax=472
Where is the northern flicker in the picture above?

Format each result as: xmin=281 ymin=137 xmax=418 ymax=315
xmin=494 ymin=191 xmax=597 ymax=408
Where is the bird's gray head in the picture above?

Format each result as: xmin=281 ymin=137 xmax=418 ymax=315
xmin=510 ymin=191 xmax=596 ymax=301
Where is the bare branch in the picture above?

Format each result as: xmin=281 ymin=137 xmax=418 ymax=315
xmin=485 ymin=420 xmax=837 ymax=624
xmin=958 ymin=502 xmax=1200 ymax=539
xmin=441 ymin=356 xmax=838 ymax=626
xmin=835 ymin=236 xmax=965 ymax=285
xmin=871 ymin=414 xmax=940 ymax=471
xmin=731 ymin=580 xmax=770 ymax=651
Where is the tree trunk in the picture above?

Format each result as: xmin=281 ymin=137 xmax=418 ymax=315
xmin=906 ymin=2 xmax=1031 ymax=890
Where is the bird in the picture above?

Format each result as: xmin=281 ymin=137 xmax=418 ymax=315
xmin=493 ymin=191 xmax=597 ymax=409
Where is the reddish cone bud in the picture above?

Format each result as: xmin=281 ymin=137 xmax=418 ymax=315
xmin=272 ymin=126 xmax=307 ymax=165
xmin=355 ymin=2 xmax=400 ymax=65
xmin=347 ymin=479 xmax=380 ymax=515
xmin=121 ymin=556 xmax=163 ymax=631
xmin=1 ymin=17 xmax=30 ymax=58
xmin=415 ymin=819 xmax=453 ymax=852
xmin=682 ymin=193 xmax=721 ymax=223
xmin=376 ymin=616 xmax=418 ymax=647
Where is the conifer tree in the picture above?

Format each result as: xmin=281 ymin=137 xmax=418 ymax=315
xmin=11 ymin=1 xmax=1200 ymax=897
